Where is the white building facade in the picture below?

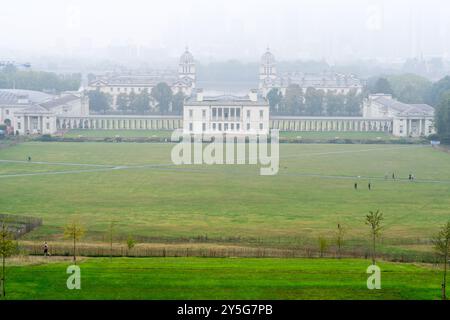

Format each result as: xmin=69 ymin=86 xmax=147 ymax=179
xmin=363 ymin=94 xmax=435 ymax=137
xmin=258 ymin=48 xmax=363 ymax=97
xmin=183 ymin=89 xmax=270 ymax=135
xmin=0 ymin=89 xmax=89 ymax=135
xmin=88 ymin=48 xmax=196 ymax=108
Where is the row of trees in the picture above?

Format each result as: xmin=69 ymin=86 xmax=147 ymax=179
xmin=267 ymin=86 xmax=363 ymax=116
xmin=88 ymin=82 xmax=186 ymax=115
xmin=0 ymin=65 xmax=81 ymax=93
xmin=1 ymin=215 xmax=449 ymax=299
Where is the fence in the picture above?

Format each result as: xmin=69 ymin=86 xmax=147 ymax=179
xmin=0 ymin=214 xmax=43 ymax=239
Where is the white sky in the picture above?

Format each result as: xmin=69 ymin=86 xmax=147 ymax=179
xmin=1 ymin=0 xmax=450 ymax=61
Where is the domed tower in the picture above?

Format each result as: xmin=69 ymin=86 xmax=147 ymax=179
xmin=178 ymin=47 xmax=196 ymax=82
xmin=259 ymin=47 xmax=277 ymax=82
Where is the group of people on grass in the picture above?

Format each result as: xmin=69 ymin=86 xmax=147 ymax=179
xmin=354 ymin=172 xmax=417 ymax=190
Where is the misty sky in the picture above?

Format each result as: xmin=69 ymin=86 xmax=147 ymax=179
xmin=1 ymin=0 xmax=450 ymax=62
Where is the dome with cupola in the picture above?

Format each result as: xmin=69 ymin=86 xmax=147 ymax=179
xmin=261 ymin=48 xmax=276 ymax=65
xmin=180 ymin=47 xmax=194 ymax=64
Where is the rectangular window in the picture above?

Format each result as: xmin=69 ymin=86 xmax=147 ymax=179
xmin=6 ymin=109 xmax=9 ymax=115
xmin=236 ymin=123 xmax=240 ymax=131
xmin=259 ymin=123 xmax=263 ymax=130
xmin=218 ymin=108 xmax=223 ymax=117
xmin=18 ymin=123 xmax=21 ymax=129
xmin=260 ymin=110 xmax=264 ymax=118
xmin=224 ymin=108 xmax=229 ymax=119
xmin=247 ymin=110 xmax=251 ymax=118
xmin=236 ymin=108 xmax=241 ymax=118
xmin=189 ymin=109 xmax=193 ymax=118
xmin=46 ymin=123 xmax=50 ymax=130
xmin=212 ymin=108 xmax=217 ymax=117
xmin=189 ymin=123 xmax=193 ymax=131
xmin=202 ymin=123 xmax=206 ymax=131
xmin=247 ymin=123 xmax=250 ymax=130
xmin=231 ymin=123 xmax=234 ymax=130
xmin=230 ymin=108 xmax=235 ymax=118
xmin=202 ymin=110 xmax=206 ymax=118
xmin=218 ymin=123 xmax=222 ymax=131
xmin=224 ymin=123 xmax=228 ymax=131
xmin=213 ymin=123 xmax=216 ymax=130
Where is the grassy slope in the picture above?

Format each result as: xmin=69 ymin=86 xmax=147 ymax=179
xmin=3 ymin=257 xmax=442 ymax=300
xmin=0 ymin=142 xmax=449 ymax=248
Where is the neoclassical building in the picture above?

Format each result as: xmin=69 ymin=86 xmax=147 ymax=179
xmin=183 ymin=89 xmax=269 ymax=135
xmin=258 ymin=48 xmax=363 ymax=97
xmin=0 ymin=89 xmax=89 ymax=135
xmin=88 ymin=48 xmax=196 ymax=108
xmin=363 ymin=94 xmax=435 ymax=137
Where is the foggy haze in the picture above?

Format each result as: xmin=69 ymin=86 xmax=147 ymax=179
xmin=1 ymin=0 xmax=450 ymax=64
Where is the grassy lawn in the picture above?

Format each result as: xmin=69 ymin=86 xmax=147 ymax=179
xmin=0 ymin=142 xmax=449 ymax=251
xmin=2 ymin=257 xmax=443 ymax=300
xmin=62 ymin=129 xmax=400 ymax=141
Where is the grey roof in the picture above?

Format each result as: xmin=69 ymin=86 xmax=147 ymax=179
xmin=40 ymin=94 xmax=79 ymax=109
xmin=282 ymin=72 xmax=362 ymax=88
xmin=373 ymin=96 xmax=434 ymax=116
xmin=186 ymin=93 xmax=268 ymax=106
xmin=14 ymin=104 xmax=53 ymax=115
xmin=0 ymin=89 xmax=52 ymax=106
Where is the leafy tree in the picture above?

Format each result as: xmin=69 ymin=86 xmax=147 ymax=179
xmin=282 ymin=85 xmax=304 ymax=115
xmin=365 ymin=210 xmax=384 ymax=265
xmin=88 ymin=90 xmax=112 ymax=114
xmin=435 ymin=91 xmax=450 ymax=141
xmin=432 ymin=221 xmax=450 ymax=300
xmin=0 ymin=68 xmax=81 ymax=92
xmin=130 ymin=90 xmax=150 ymax=114
xmin=172 ymin=91 xmax=186 ymax=115
xmin=304 ymin=87 xmax=324 ymax=116
xmin=345 ymin=89 xmax=363 ymax=116
xmin=336 ymin=223 xmax=345 ymax=259
xmin=0 ymin=221 xmax=18 ymax=298
xmin=266 ymin=88 xmax=283 ymax=113
xmin=326 ymin=91 xmax=345 ymax=116
xmin=370 ymin=77 xmax=394 ymax=95
xmin=116 ymin=93 xmax=129 ymax=113
xmin=151 ymin=82 xmax=173 ymax=115
xmin=64 ymin=220 xmax=85 ymax=264
xmin=387 ymin=74 xmax=431 ymax=104
xmin=426 ymin=76 xmax=450 ymax=107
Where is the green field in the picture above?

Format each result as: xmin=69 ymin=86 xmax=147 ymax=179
xmin=3 ymin=257 xmax=443 ymax=300
xmin=62 ymin=129 xmax=400 ymax=141
xmin=0 ymin=141 xmax=449 ymax=253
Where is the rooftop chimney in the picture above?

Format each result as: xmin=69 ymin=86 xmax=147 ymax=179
xmin=249 ymin=89 xmax=258 ymax=102
xmin=196 ymin=88 xmax=204 ymax=102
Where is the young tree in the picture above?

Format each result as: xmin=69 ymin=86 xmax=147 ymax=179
xmin=432 ymin=221 xmax=450 ymax=300
xmin=371 ymin=77 xmax=394 ymax=95
xmin=336 ymin=223 xmax=345 ymax=259
xmin=0 ymin=221 xmax=18 ymax=298
xmin=88 ymin=90 xmax=112 ymax=114
xmin=109 ymin=221 xmax=116 ymax=260
xmin=318 ymin=236 xmax=328 ymax=258
xmin=365 ymin=210 xmax=384 ymax=265
xmin=64 ymin=220 xmax=85 ymax=265
xmin=116 ymin=93 xmax=129 ymax=113
xmin=126 ymin=236 xmax=136 ymax=253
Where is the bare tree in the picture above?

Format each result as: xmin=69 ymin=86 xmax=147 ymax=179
xmin=432 ymin=221 xmax=450 ymax=300
xmin=365 ymin=210 xmax=384 ymax=265
xmin=64 ymin=220 xmax=85 ymax=265
xmin=336 ymin=223 xmax=345 ymax=259
xmin=0 ymin=221 xmax=18 ymax=298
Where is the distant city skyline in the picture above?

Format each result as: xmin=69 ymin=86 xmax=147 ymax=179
xmin=1 ymin=0 xmax=450 ymax=64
